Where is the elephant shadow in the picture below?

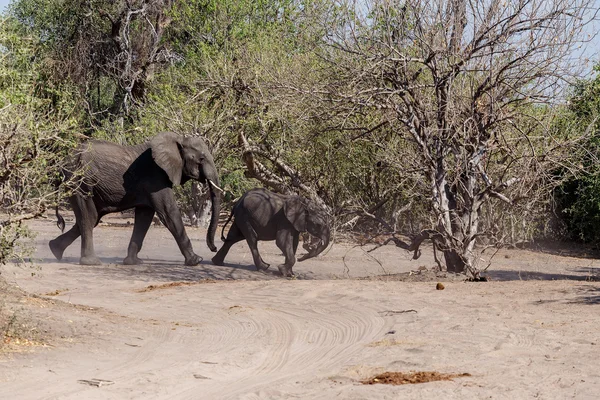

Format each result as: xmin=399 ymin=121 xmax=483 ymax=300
xmin=35 ymin=255 xmax=315 ymax=281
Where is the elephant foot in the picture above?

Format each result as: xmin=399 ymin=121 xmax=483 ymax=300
xmin=256 ymin=262 xmax=270 ymax=272
xmin=211 ymin=256 xmax=225 ymax=266
xmin=80 ymin=255 xmax=102 ymax=266
xmin=49 ymin=239 xmax=65 ymax=261
xmin=123 ymin=256 xmax=144 ymax=265
xmin=277 ymin=264 xmax=294 ymax=277
xmin=185 ymin=254 xmax=203 ymax=266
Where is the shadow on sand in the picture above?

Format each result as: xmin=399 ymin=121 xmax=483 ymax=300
xmin=486 ymin=268 xmax=600 ymax=282
xmin=570 ymin=286 xmax=600 ymax=305
xmin=513 ymin=239 xmax=600 ymax=259
xmin=483 ymin=269 xmax=600 ymax=305
xmin=33 ymin=256 xmax=316 ymax=282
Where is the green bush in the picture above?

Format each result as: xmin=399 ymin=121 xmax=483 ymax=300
xmin=554 ymin=68 xmax=600 ymax=244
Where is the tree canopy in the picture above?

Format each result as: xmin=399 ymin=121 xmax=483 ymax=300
xmin=0 ymin=0 xmax=598 ymax=276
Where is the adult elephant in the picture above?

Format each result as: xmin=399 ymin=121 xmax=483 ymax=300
xmin=211 ymin=188 xmax=330 ymax=277
xmin=49 ymin=132 xmax=221 ymax=266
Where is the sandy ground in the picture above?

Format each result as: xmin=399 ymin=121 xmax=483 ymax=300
xmin=1 ymin=214 xmax=600 ymax=399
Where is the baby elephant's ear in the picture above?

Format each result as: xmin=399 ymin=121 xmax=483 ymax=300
xmin=284 ymin=196 xmax=307 ymax=232
xmin=150 ymin=132 xmax=183 ymax=186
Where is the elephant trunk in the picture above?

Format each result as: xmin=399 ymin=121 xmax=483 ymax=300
xmin=298 ymin=225 xmax=330 ymax=262
xmin=205 ymin=175 xmax=221 ymax=253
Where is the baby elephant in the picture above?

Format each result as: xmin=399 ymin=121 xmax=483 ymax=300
xmin=211 ymin=188 xmax=330 ymax=276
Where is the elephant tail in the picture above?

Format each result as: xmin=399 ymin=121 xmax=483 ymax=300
xmin=55 ymin=205 xmax=65 ymax=232
xmin=220 ymin=208 xmax=235 ymax=241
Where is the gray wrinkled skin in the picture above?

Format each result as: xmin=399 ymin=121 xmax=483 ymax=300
xmin=49 ymin=132 xmax=220 ymax=266
xmin=212 ymin=188 xmax=330 ymax=277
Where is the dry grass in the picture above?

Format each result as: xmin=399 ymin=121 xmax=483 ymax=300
xmin=137 ymin=279 xmax=219 ymax=292
xmin=367 ymin=338 xmax=425 ymax=347
xmin=361 ymin=371 xmax=471 ymax=385
xmin=0 ymin=280 xmax=49 ymax=354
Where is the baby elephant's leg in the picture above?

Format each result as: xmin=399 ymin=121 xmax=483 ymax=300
xmin=212 ymin=222 xmax=245 ymax=266
xmin=235 ymin=220 xmax=270 ymax=271
xmin=275 ymin=230 xmax=297 ymax=277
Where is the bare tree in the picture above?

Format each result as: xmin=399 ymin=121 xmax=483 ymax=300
xmin=0 ymin=106 xmax=78 ymax=264
xmin=42 ymin=0 xmax=178 ymax=119
xmin=98 ymin=0 xmax=176 ymax=110
xmin=317 ymin=0 xmax=597 ymax=277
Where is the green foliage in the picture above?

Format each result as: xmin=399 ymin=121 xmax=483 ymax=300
xmin=0 ymin=223 xmax=34 ymax=264
xmin=555 ymin=69 xmax=600 ymax=243
xmin=556 ymin=174 xmax=600 ymax=243
xmin=0 ymin=12 xmax=80 ymax=265
xmin=1 ymin=0 xmax=594 ymax=273
xmin=220 ymin=169 xmax=258 ymax=201
xmin=168 ymin=0 xmax=307 ymax=56
xmin=135 ymin=1 xmax=328 ymax=204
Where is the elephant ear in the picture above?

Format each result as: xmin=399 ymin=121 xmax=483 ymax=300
xmin=284 ymin=196 xmax=308 ymax=232
xmin=150 ymin=132 xmax=183 ymax=186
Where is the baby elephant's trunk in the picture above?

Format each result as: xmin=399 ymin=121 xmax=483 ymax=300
xmin=298 ymin=225 xmax=330 ymax=262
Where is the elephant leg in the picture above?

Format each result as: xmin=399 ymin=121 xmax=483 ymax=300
xmin=73 ymin=196 xmax=101 ymax=265
xmin=123 ymin=207 xmax=155 ymax=265
xmin=49 ymin=223 xmax=81 ymax=261
xmin=211 ymin=222 xmax=245 ymax=266
xmin=275 ymin=230 xmax=296 ymax=277
xmin=293 ymin=232 xmax=299 ymax=254
xmin=234 ymin=220 xmax=269 ymax=271
xmin=153 ymin=191 xmax=201 ymax=266
xmin=246 ymin=236 xmax=270 ymax=271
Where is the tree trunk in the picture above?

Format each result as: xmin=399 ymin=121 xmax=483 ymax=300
xmin=197 ymin=198 xmax=213 ymax=228
xmin=442 ymin=249 xmax=466 ymax=273
xmin=187 ymin=182 xmax=207 ymax=227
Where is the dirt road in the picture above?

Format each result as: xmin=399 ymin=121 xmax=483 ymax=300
xmin=1 ymin=216 xmax=600 ymax=399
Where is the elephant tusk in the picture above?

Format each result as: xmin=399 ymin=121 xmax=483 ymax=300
xmin=208 ymin=179 xmax=224 ymax=194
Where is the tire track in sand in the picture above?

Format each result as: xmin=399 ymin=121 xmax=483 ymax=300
xmin=178 ymin=282 xmax=387 ymax=399
xmin=34 ymin=324 xmax=175 ymax=400
xmin=11 ymin=281 xmax=387 ymax=400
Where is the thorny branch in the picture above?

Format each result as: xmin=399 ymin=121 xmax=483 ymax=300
xmin=239 ymin=128 xmax=329 ymax=210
